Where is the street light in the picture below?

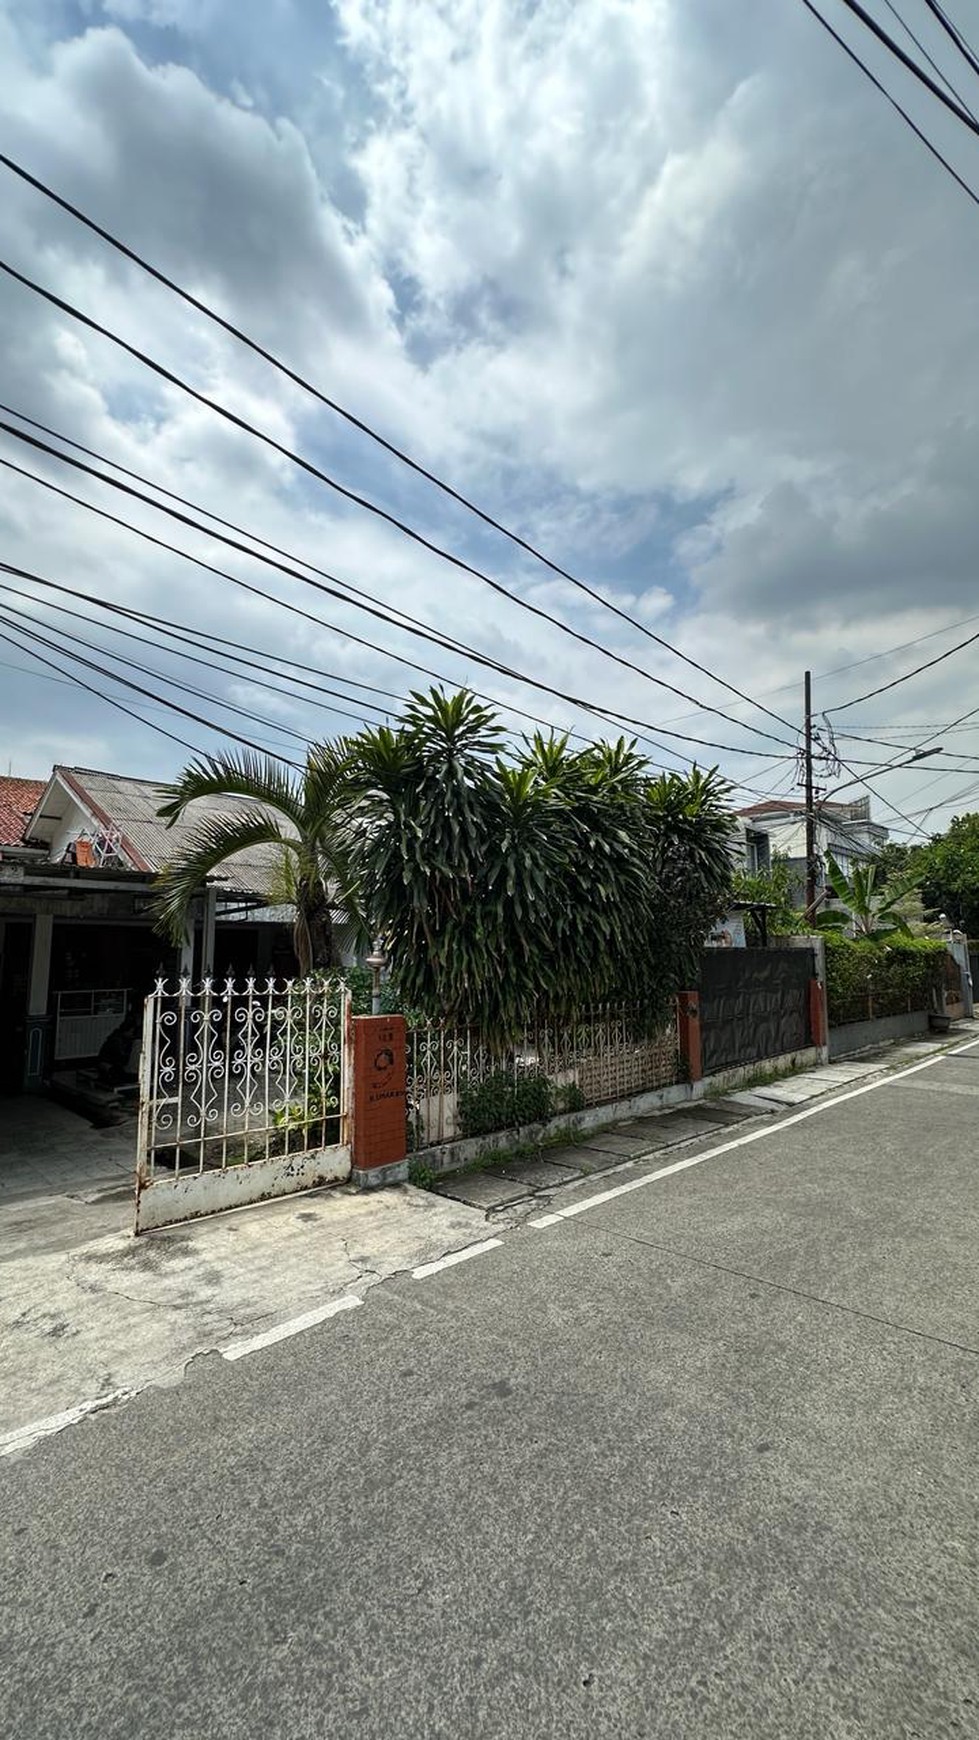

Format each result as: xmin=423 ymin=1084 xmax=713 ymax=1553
xmin=821 ymin=748 xmax=945 ymax=803
xmin=365 ymin=937 xmax=388 ymax=1016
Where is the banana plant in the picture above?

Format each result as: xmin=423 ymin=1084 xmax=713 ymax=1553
xmin=814 ymin=855 xmax=913 ymax=938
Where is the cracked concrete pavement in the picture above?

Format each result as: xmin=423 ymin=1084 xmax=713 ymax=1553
xmin=0 ymin=1182 xmax=487 ymax=1444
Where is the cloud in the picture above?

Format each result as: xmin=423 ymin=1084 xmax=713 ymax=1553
xmin=3 ymin=0 xmax=979 ymax=838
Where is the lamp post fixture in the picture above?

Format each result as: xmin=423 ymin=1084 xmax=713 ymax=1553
xmin=365 ymin=937 xmax=388 ymax=1016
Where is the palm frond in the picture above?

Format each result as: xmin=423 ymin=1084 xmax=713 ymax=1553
xmin=157 ymin=752 xmax=303 ymax=829
xmin=151 ymin=812 xmax=289 ymax=943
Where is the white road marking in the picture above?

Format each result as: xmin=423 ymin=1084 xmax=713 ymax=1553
xmin=528 ymin=1036 xmax=979 ymax=1230
xmin=221 ymin=1294 xmax=362 ymax=1361
xmin=0 ymin=1388 xmax=135 ymax=1459
xmin=413 ymin=1237 xmax=503 ymax=1279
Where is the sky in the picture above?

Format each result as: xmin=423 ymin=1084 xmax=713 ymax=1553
xmin=3 ymin=0 xmax=979 ymax=840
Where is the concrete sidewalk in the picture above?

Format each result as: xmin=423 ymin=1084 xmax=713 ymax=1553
xmin=432 ymin=1026 xmax=977 ymax=1214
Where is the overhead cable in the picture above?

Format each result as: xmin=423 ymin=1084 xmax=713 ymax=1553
xmin=799 ymin=0 xmax=979 ymax=216
xmin=0 ymin=256 xmax=798 ymax=749
xmin=0 ymin=434 xmax=787 ymax=760
xmin=0 ymin=153 xmax=798 ymax=736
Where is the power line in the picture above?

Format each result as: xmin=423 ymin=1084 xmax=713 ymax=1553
xmin=0 ymin=605 xmax=305 ymax=768
xmin=0 ymin=575 xmax=401 ymax=726
xmin=834 ymin=0 xmax=979 ymax=138
xmin=654 ymin=609 xmax=979 ymax=727
xmin=0 ymin=551 xmax=799 ymax=800
xmin=0 ymin=431 xmax=791 ymax=761
xmin=0 ymin=563 xmax=648 ymax=768
xmin=0 ymin=621 xmax=207 ymax=760
xmin=799 ymin=0 xmax=979 ymax=216
xmin=881 ymin=0 xmax=978 ymax=115
xmin=0 ymin=446 xmax=618 ymax=754
xmin=829 ymin=620 xmax=979 ymax=712
xmin=0 ymin=576 xmax=796 ymax=800
xmin=832 ymin=753 xmax=934 ymax=841
xmin=0 ymin=258 xmax=798 ymax=750
xmin=0 ymin=588 xmax=373 ymax=740
xmin=922 ymin=0 xmax=979 ymax=81
xmin=0 ymin=152 xmax=798 ymax=738
xmin=0 ymin=418 xmax=696 ymax=756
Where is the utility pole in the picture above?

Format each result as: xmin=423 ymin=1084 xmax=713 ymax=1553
xmin=804 ymin=669 xmax=816 ymax=916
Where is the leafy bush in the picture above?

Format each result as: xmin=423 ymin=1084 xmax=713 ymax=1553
xmin=554 ymin=1081 xmax=586 ymax=1115
xmin=731 ymin=853 xmax=805 ymax=939
xmin=458 ymin=1068 xmax=554 ymax=1137
xmin=343 ymin=964 xmax=402 ymax=1017
xmin=824 ymin=934 xmax=945 ymax=1025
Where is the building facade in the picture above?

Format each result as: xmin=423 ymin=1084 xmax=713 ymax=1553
xmin=0 ymin=765 xmax=354 ymax=1093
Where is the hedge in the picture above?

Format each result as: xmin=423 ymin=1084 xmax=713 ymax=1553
xmin=824 ymin=934 xmax=946 ymax=1027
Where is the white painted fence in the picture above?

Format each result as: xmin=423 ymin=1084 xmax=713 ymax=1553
xmin=135 ymin=976 xmax=350 ymax=1233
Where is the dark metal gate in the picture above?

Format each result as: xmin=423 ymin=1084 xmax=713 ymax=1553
xmin=699 ymin=948 xmax=815 ymax=1076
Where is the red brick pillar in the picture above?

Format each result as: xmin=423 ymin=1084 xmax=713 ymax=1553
xmin=808 ymin=977 xmax=827 ymax=1050
xmin=350 ymin=1014 xmax=408 ymax=1189
xmin=676 ymin=992 xmax=702 ymax=1083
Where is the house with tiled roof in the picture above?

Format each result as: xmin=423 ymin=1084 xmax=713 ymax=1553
xmin=0 ymin=764 xmax=348 ymax=1093
xmin=0 ymin=776 xmax=45 ymax=848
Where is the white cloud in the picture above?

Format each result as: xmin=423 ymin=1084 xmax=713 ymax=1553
xmin=2 ymin=0 xmax=979 ymax=835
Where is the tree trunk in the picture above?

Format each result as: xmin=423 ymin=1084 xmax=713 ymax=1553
xmin=294 ymin=879 xmax=341 ymax=976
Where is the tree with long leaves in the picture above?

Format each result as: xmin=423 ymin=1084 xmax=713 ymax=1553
xmin=814 ymin=855 xmax=913 ymax=939
xmin=347 ymin=688 xmax=735 ymax=1035
xmin=153 ymin=745 xmax=363 ymax=976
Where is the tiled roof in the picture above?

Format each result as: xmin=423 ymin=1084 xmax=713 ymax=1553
xmin=737 ymin=800 xmax=864 ymax=819
xmin=0 ymin=776 xmax=45 ymax=846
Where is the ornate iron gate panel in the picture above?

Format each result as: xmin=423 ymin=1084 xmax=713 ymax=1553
xmin=699 ymin=948 xmax=814 ymax=1077
xmin=135 ymin=976 xmax=350 ymax=1233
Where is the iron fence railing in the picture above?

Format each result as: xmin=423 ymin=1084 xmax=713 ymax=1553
xmin=137 ymin=975 xmax=349 ymax=1178
xmin=406 ymin=1007 xmax=680 ymax=1150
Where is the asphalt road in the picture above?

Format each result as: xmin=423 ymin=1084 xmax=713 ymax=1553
xmin=3 ymin=1042 xmax=979 ymax=1739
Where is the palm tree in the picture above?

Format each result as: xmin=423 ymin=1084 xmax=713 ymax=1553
xmin=814 ymin=855 xmax=912 ymax=939
xmin=152 ymin=745 xmax=362 ymax=976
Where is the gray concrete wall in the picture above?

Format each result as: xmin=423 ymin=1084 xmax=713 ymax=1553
xmin=829 ymin=1009 xmax=929 ymax=1060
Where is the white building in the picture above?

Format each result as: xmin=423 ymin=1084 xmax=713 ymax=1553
xmin=735 ymin=795 xmax=888 ymax=905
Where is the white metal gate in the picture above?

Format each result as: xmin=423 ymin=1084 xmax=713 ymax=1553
xmin=135 ymin=975 xmax=351 ymax=1233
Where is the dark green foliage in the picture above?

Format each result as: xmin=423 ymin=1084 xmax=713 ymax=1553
xmin=554 ymin=1082 xmax=586 ymax=1114
xmin=824 ymin=934 xmax=946 ymax=1025
xmin=731 ymin=853 xmax=805 ymax=938
xmin=348 ymin=688 xmax=735 ymax=1036
xmin=458 ymin=1069 xmax=554 ymax=1137
xmin=343 ymin=964 xmax=402 ymax=1017
xmin=918 ymin=812 xmax=979 ymax=936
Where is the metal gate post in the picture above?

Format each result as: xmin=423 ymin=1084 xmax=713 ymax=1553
xmin=676 ymin=993 xmax=702 ymax=1083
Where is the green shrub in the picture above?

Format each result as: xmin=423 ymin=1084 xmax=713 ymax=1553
xmin=458 ymin=1068 xmax=554 ymax=1137
xmin=824 ymin=934 xmax=945 ymax=1025
xmin=343 ymin=964 xmax=402 ymax=1017
xmin=554 ymin=1081 xmax=586 ymax=1115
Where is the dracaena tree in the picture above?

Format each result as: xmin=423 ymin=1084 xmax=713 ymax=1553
xmin=152 ymin=744 xmax=363 ymax=976
xmin=347 ymin=688 xmax=735 ymax=1035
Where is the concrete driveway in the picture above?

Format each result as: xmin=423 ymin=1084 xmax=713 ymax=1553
xmin=2 ymin=1034 xmax=978 ymax=1737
